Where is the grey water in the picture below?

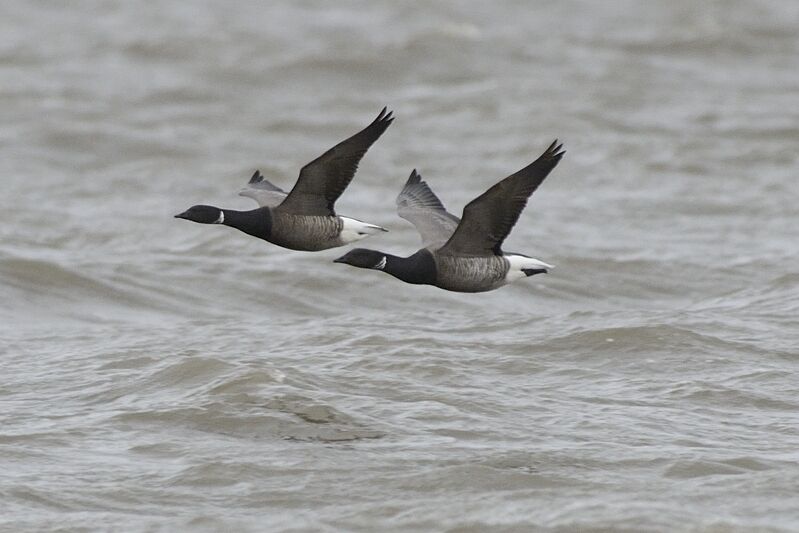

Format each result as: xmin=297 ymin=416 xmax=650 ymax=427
xmin=2 ymin=1 xmax=798 ymax=531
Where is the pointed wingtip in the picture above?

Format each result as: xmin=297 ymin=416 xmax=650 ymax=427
xmin=376 ymin=106 xmax=394 ymax=124
xmin=248 ymin=170 xmax=263 ymax=184
xmin=545 ymin=139 xmax=565 ymax=159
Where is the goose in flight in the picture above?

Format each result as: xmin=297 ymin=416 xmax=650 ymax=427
xmin=175 ymin=108 xmax=393 ymax=251
xmin=334 ymin=140 xmax=564 ymax=292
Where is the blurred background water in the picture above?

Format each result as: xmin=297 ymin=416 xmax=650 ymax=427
xmin=1 ymin=1 xmax=798 ymax=531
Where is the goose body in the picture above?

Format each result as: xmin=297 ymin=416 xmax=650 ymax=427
xmin=337 ymin=248 xmax=553 ymax=293
xmin=175 ymin=108 xmax=393 ymax=252
xmin=334 ymin=140 xmax=564 ymax=293
xmin=435 ymin=253 xmax=552 ymax=293
xmin=181 ymin=207 xmax=385 ymax=252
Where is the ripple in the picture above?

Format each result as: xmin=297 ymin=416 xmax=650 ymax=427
xmin=4 ymin=0 xmax=799 ymax=531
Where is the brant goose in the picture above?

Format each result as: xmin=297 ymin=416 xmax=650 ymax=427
xmin=334 ymin=140 xmax=564 ymax=292
xmin=175 ymin=108 xmax=393 ymax=251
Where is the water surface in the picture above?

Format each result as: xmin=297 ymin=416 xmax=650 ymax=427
xmin=2 ymin=1 xmax=798 ymax=531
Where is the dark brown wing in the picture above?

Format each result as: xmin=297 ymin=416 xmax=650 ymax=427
xmin=438 ymin=140 xmax=564 ymax=257
xmin=276 ymin=108 xmax=394 ymax=216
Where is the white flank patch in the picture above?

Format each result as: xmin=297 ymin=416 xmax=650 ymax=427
xmin=339 ymin=216 xmax=387 ymax=244
xmin=375 ymin=256 xmax=387 ymax=270
xmin=504 ymin=254 xmax=554 ymax=284
xmin=215 ymin=211 xmax=225 ymax=224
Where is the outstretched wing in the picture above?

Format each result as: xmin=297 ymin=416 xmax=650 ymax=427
xmin=438 ymin=140 xmax=564 ymax=257
xmin=239 ymin=170 xmax=287 ymax=207
xmin=276 ymin=107 xmax=394 ymax=216
xmin=396 ymin=169 xmax=460 ymax=250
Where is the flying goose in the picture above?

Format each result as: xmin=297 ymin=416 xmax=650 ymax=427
xmin=175 ymin=108 xmax=393 ymax=251
xmin=334 ymin=140 xmax=564 ymax=292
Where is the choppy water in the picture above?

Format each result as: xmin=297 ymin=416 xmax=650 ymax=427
xmin=2 ymin=1 xmax=799 ymax=531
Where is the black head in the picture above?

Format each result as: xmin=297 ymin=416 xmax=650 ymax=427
xmin=174 ymin=205 xmax=224 ymax=224
xmin=333 ymin=248 xmax=386 ymax=270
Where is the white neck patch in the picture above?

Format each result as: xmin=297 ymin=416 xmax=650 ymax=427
xmin=374 ymin=256 xmax=387 ymax=270
xmin=215 ymin=211 xmax=225 ymax=224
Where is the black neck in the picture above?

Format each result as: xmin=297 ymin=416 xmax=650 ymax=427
xmin=382 ymin=249 xmax=437 ymax=286
xmin=222 ymin=207 xmax=272 ymax=239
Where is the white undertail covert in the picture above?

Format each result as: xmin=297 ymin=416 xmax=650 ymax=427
xmin=503 ymin=254 xmax=553 ymax=284
xmin=339 ymin=216 xmax=388 ymax=244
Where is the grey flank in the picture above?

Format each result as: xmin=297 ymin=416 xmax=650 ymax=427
xmin=433 ymin=254 xmax=509 ymax=293
xmin=269 ymin=214 xmax=344 ymax=251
